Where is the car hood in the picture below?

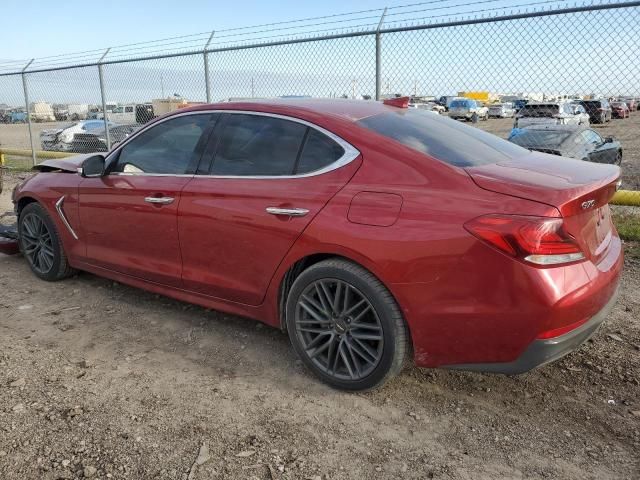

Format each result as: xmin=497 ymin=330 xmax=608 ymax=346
xmin=465 ymin=151 xmax=620 ymax=215
xmin=40 ymin=128 xmax=63 ymax=137
xmin=33 ymin=153 xmax=96 ymax=173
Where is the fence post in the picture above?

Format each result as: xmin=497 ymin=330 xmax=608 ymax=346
xmin=21 ymin=59 xmax=36 ymax=166
xmin=204 ymin=31 xmax=215 ymax=103
xmin=375 ymin=8 xmax=387 ymax=101
xmin=97 ymin=48 xmax=111 ymax=150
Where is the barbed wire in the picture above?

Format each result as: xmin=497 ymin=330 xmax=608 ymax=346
xmin=0 ymin=0 xmax=585 ymax=73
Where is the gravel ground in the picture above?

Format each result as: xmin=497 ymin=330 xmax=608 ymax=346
xmin=1 ymin=109 xmax=640 ymax=188
xmin=0 ymin=171 xmax=639 ymax=480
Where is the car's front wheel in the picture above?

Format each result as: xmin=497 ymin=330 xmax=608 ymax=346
xmin=19 ymin=202 xmax=76 ymax=281
xmin=286 ymin=259 xmax=409 ymax=391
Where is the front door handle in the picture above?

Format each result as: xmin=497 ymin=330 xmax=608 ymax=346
xmin=266 ymin=207 xmax=309 ymax=217
xmin=145 ymin=196 xmax=175 ymax=205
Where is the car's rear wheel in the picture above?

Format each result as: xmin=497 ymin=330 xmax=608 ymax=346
xmin=19 ymin=203 xmax=76 ymax=281
xmin=616 ymin=150 xmax=623 ymax=165
xmin=286 ymin=259 xmax=409 ymax=391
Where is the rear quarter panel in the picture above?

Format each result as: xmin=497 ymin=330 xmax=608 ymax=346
xmin=265 ymin=138 xmax=561 ymax=365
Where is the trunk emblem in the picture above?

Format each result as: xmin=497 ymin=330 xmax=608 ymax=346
xmin=581 ymin=199 xmax=596 ymax=210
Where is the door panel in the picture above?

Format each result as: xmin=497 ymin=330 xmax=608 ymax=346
xmin=178 ymin=167 xmax=359 ymax=305
xmin=79 ymin=175 xmax=191 ymax=286
xmin=77 ymin=113 xmax=216 ymax=286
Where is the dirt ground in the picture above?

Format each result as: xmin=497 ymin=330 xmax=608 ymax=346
xmin=1 ymin=170 xmax=639 ymax=478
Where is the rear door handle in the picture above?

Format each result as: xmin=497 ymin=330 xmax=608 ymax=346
xmin=145 ymin=196 xmax=175 ymax=205
xmin=266 ymin=207 xmax=309 ymax=217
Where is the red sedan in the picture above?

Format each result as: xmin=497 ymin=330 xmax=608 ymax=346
xmin=10 ymin=99 xmax=622 ymax=390
xmin=611 ymin=101 xmax=630 ymax=119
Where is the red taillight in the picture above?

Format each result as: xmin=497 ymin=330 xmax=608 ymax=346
xmin=464 ymin=215 xmax=585 ymax=266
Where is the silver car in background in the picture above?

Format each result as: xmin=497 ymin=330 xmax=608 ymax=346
xmin=514 ymin=102 xmax=590 ymax=128
xmin=488 ymin=102 xmax=516 ymax=118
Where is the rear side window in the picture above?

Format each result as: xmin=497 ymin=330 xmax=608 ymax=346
xmin=212 ymin=114 xmax=306 ymax=176
xmin=296 ymin=129 xmax=344 ymax=174
xmin=357 ymin=109 xmax=528 ymax=167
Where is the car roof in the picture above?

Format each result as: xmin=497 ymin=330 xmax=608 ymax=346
xmin=181 ymin=98 xmax=406 ymax=123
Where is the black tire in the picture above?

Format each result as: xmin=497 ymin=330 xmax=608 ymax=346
xmin=616 ymin=150 xmax=622 ymax=166
xmin=286 ymin=258 xmax=409 ymax=391
xmin=18 ymin=202 xmax=76 ymax=281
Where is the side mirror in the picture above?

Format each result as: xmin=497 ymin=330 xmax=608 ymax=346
xmin=604 ymin=136 xmax=614 ymax=144
xmin=80 ymin=154 xmax=106 ymax=178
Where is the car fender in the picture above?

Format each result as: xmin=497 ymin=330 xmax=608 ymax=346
xmin=14 ymin=173 xmax=84 ymax=262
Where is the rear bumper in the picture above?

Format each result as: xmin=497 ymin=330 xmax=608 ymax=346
xmin=443 ymin=286 xmax=619 ymax=374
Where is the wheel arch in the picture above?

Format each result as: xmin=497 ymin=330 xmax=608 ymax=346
xmin=15 ymin=195 xmax=39 ymax=217
xmin=276 ymin=252 xmax=414 ymax=350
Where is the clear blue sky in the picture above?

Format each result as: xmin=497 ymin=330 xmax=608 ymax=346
xmin=0 ymin=0 xmax=399 ymax=61
xmin=0 ymin=0 xmax=636 ymax=106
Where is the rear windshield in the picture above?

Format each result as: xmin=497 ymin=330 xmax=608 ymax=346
xmin=518 ymin=105 xmax=559 ymax=117
xmin=450 ymin=100 xmax=475 ymax=108
xmin=509 ymin=130 xmax=571 ymax=148
xmin=357 ymin=109 xmax=528 ymax=167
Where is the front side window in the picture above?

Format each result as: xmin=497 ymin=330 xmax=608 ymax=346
xmin=112 ymin=114 xmax=211 ymax=174
xmin=211 ymin=114 xmax=307 ymax=176
xmin=582 ymin=130 xmax=602 ymax=144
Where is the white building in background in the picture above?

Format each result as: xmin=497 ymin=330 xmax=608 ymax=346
xmin=30 ymin=102 xmax=55 ymax=122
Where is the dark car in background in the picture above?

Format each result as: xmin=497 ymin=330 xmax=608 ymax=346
xmin=509 ymin=125 xmax=622 ymax=165
xmin=513 ymin=99 xmax=528 ymax=112
xmin=69 ymin=124 xmax=140 ymax=153
xmin=135 ymin=104 xmax=155 ymax=124
xmin=575 ymin=99 xmax=612 ymax=124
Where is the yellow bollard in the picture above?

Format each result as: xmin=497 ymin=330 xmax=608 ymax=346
xmin=611 ymin=190 xmax=640 ymax=207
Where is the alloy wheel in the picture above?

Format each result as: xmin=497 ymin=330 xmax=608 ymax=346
xmin=21 ymin=213 xmax=55 ymax=274
xmin=294 ymin=279 xmax=384 ymax=381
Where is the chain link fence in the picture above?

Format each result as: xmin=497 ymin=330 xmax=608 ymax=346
xmin=0 ymin=1 xmax=639 ymax=189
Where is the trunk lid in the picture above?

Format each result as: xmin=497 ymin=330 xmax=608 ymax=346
xmin=466 ymin=152 xmax=620 ymax=261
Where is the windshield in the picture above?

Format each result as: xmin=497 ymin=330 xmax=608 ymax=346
xmin=518 ymin=104 xmax=559 ymax=117
xmin=357 ymin=109 xmax=528 ymax=167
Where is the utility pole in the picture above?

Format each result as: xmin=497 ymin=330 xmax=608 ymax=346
xmin=375 ymin=7 xmax=387 ymax=101
xmin=21 ymin=59 xmax=36 ymax=165
xmin=97 ymin=48 xmax=111 ymax=150
xmin=203 ymin=31 xmax=215 ymax=103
